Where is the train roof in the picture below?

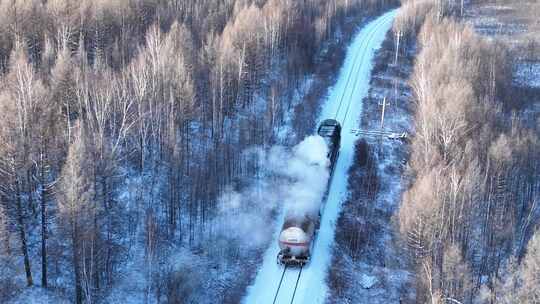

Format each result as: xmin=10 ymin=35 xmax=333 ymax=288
xmin=318 ymin=125 xmax=338 ymax=136
xmin=319 ymin=119 xmax=341 ymax=127
xmin=318 ymin=119 xmax=341 ymax=137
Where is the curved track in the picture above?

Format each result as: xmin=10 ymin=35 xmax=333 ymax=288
xmin=243 ymin=10 xmax=397 ymax=304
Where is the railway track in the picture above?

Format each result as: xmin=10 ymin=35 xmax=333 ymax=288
xmin=269 ymin=13 xmax=395 ymax=304
xmin=272 ymin=265 xmax=304 ymax=304
xmin=242 ymin=10 xmax=397 ymax=304
xmin=334 ymin=13 xmax=395 ymax=124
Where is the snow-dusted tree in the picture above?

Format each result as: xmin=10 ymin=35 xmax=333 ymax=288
xmin=478 ymin=256 xmax=519 ymax=304
xmin=517 ymin=230 xmax=540 ymax=302
xmin=32 ymin=75 xmax=57 ymax=289
xmin=50 ymin=34 xmax=79 ymax=141
xmin=0 ymin=204 xmax=16 ymax=299
xmin=57 ymin=125 xmax=95 ymax=304
xmin=0 ymin=41 xmax=48 ymax=287
xmin=0 ymin=205 xmax=7 ymax=251
xmin=393 ymin=0 xmax=436 ymax=42
xmin=398 ymin=15 xmax=532 ymax=303
xmin=0 ymin=0 xmax=413 ymax=301
xmin=441 ymin=245 xmax=472 ymax=302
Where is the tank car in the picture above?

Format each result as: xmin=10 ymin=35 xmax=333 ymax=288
xmin=277 ymin=119 xmax=341 ymax=266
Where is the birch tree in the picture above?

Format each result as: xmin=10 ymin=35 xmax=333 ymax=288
xmin=0 ymin=43 xmax=47 ymax=287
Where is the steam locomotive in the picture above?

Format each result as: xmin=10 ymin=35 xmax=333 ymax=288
xmin=277 ymin=119 xmax=341 ymax=266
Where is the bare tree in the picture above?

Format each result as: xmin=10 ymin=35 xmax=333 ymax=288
xmin=0 ymin=42 xmax=49 ymax=287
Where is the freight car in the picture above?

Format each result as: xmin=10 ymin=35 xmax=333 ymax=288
xmin=317 ymin=119 xmax=341 ymax=171
xmin=277 ymin=119 xmax=341 ymax=266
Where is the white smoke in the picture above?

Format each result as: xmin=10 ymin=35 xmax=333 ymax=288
xmin=283 ymin=135 xmax=330 ymax=218
xmin=213 ymin=135 xmax=330 ymax=248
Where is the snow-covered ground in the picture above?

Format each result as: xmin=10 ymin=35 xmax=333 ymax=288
xmin=242 ymin=10 xmax=397 ymax=304
xmin=9 ymin=287 xmax=70 ymax=304
xmin=328 ymin=36 xmax=416 ymax=300
xmin=515 ymin=62 xmax=540 ymax=88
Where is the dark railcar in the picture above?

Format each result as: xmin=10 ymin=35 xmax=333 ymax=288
xmin=317 ymin=119 xmax=341 ymax=172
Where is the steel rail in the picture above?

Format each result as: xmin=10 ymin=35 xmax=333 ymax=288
xmin=272 ymin=265 xmax=288 ymax=304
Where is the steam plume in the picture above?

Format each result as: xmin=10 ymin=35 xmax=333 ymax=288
xmin=214 ymin=135 xmax=330 ymax=248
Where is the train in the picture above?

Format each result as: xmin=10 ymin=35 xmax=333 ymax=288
xmin=277 ymin=119 xmax=341 ymax=266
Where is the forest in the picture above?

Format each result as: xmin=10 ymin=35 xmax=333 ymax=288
xmin=394 ymin=0 xmax=540 ymax=303
xmin=0 ymin=0 xmax=397 ymax=303
xmin=0 ymin=0 xmax=539 ymax=303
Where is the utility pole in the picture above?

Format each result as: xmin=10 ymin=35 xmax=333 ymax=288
xmin=394 ymin=30 xmax=402 ymax=66
xmin=379 ymin=96 xmax=389 ymax=130
xmin=378 ymin=97 xmax=390 ymax=156
xmin=394 ymin=78 xmax=398 ymax=105
xmin=351 ymin=98 xmax=408 ymax=142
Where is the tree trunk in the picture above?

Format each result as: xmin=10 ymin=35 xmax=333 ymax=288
xmin=73 ymin=218 xmax=83 ymax=304
xmin=40 ymin=146 xmax=48 ymax=288
xmin=16 ymin=179 xmax=33 ymax=287
xmin=40 ymin=183 xmax=47 ymax=287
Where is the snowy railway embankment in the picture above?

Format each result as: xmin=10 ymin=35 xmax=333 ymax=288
xmin=327 ymin=21 xmax=416 ymax=304
xmin=243 ymin=10 xmax=397 ymax=304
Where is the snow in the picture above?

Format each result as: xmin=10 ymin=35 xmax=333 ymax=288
xmin=9 ymin=287 xmax=69 ymax=304
xmin=333 ymin=32 xmax=417 ymax=301
xmin=359 ymin=274 xmax=378 ymax=289
xmin=277 ymin=76 xmax=315 ymax=143
xmin=242 ymin=10 xmax=397 ymax=304
xmin=514 ymin=62 xmax=540 ymax=88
